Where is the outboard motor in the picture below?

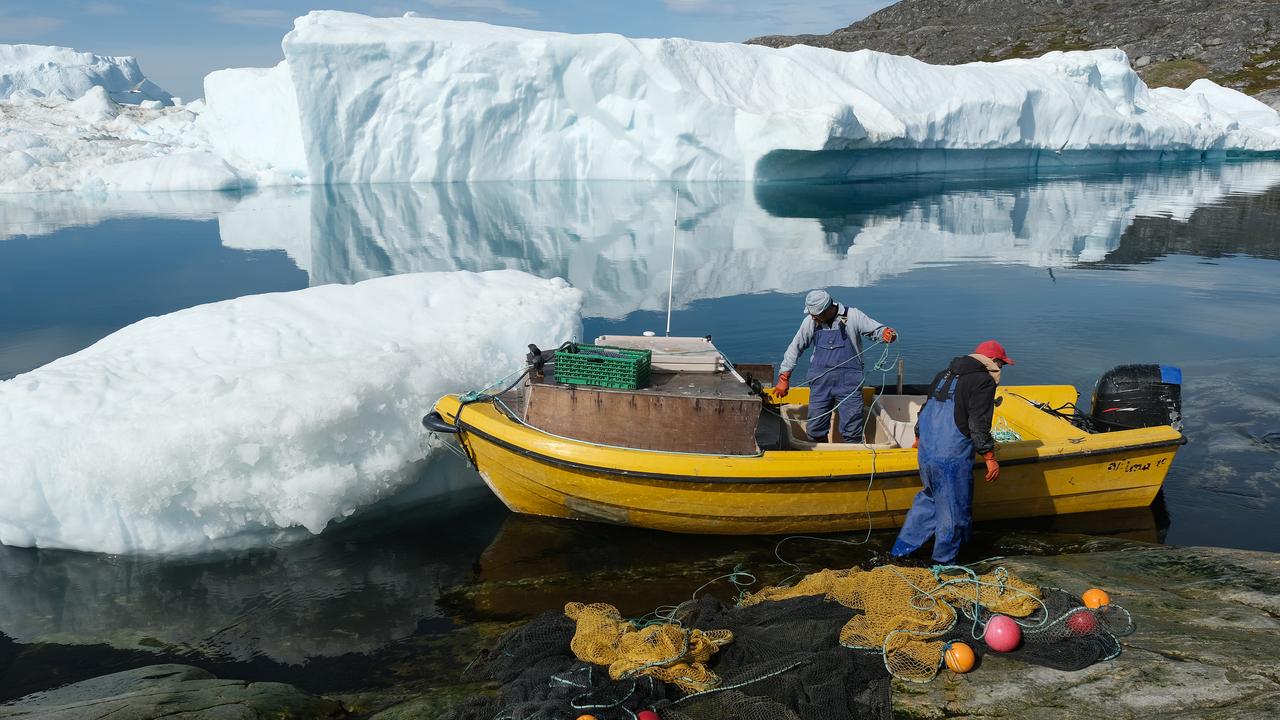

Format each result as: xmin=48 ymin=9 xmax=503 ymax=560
xmin=1090 ymin=364 xmax=1182 ymax=432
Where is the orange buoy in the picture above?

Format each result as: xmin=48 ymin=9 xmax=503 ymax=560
xmin=1082 ymin=588 xmax=1110 ymax=609
xmin=943 ymin=641 xmax=976 ymax=673
xmin=576 ymin=716 xmax=598 ymax=720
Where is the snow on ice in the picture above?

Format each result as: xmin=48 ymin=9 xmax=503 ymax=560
xmin=0 ymin=271 xmax=582 ymax=553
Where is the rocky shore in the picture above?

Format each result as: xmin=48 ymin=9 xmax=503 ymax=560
xmin=3 ymin=543 xmax=1276 ymax=719
xmin=747 ymin=0 xmax=1280 ymax=108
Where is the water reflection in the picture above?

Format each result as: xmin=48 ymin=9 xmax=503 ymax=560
xmin=0 ymin=492 xmax=1166 ymax=701
xmin=0 ymin=479 xmax=500 ymax=699
xmin=208 ymin=161 xmax=1280 ymax=318
xmin=2 ymin=162 xmax=1280 ymax=699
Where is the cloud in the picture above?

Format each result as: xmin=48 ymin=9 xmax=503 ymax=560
xmin=420 ymin=0 xmax=540 ymax=21
xmin=84 ymin=2 xmax=124 ymax=15
xmin=0 ymin=13 xmax=64 ymax=39
xmin=212 ymin=3 xmax=293 ymax=27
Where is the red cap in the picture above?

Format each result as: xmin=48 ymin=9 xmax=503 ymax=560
xmin=974 ymin=340 xmax=1015 ymax=365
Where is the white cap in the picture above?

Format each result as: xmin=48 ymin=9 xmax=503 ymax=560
xmin=804 ymin=289 xmax=833 ymax=315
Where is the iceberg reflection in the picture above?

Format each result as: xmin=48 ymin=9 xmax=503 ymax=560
xmin=217 ymin=162 xmax=1280 ymax=318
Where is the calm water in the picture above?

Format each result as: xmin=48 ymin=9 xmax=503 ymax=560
xmin=2 ymin=162 xmax=1280 ymax=698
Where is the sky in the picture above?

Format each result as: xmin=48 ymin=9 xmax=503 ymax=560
xmin=0 ymin=0 xmax=895 ymax=100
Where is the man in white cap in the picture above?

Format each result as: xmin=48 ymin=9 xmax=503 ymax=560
xmin=773 ymin=289 xmax=896 ymax=443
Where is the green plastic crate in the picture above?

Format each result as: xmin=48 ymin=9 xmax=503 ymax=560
xmin=554 ymin=344 xmax=652 ymax=390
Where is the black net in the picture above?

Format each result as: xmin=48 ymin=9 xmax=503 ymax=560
xmin=443 ymin=583 xmax=1133 ymax=720
xmin=442 ymin=595 xmax=891 ymax=720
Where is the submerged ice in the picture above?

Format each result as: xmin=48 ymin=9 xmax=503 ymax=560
xmin=0 ymin=271 xmax=582 ymax=554
xmin=6 ymin=12 xmax=1280 ymax=192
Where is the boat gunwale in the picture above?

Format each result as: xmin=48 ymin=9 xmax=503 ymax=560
xmin=452 ymin=408 xmax=1187 ymax=486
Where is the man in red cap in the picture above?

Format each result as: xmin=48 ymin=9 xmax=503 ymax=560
xmin=890 ymin=340 xmax=1014 ymax=564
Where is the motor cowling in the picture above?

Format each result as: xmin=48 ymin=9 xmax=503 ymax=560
xmin=1090 ymin=364 xmax=1182 ymax=432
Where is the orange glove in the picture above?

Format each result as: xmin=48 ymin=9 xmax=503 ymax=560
xmin=881 ymin=327 xmax=897 ymax=343
xmin=983 ymin=451 xmax=1000 ymax=482
xmin=772 ymin=371 xmax=791 ymax=399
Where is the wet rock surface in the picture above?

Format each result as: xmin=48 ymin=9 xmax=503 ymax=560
xmin=895 ymin=545 xmax=1280 ymax=718
xmin=3 ymin=539 xmax=1276 ymax=718
xmin=0 ymin=664 xmax=345 ymax=720
xmin=431 ymin=534 xmax=1280 ymax=718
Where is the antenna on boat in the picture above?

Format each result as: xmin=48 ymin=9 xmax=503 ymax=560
xmin=665 ymin=187 xmax=678 ymax=337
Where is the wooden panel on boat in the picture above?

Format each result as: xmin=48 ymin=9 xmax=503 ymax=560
xmin=523 ymin=370 xmax=761 ymax=455
xmin=733 ymin=363 xmax=775 ymax=385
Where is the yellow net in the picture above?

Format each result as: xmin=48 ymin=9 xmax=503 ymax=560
xmin=564 ymin=566 xmax=1043 ymax=687
xmin=564 ymin=601 xmax=734 ymax=692
xmin=739 ymin=565 xmax=1043 ymax=682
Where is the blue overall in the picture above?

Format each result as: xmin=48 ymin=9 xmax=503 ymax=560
xmin=806 ymin=320 xmax=864 ymax=442
xmin=890 ymin=372 xmax=975 ymax=564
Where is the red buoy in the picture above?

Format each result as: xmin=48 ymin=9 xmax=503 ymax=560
xmin=984 ymin=614 xmax=1022 ymax=652
xmin=1066 ymin=609 xmax=1098 ymax=635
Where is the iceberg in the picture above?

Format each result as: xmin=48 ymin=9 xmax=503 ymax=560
xmin=5 ymin=14 xmax=1280 ymax=192
xmin=0 ymin=88 xmax=246 ymax=193
xmin=200 ymin=62 xmax=308 ymax=180
xmin=0 ymin=43 xmax=171 ymax=105
xmin=0 ymin=271 xmax=582 ymax=554
xmin=273 ymin=11 xmax=1280 ymax=183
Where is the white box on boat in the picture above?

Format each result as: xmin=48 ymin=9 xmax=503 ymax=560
xmin=594 ymin=335 xmax=724 ymax=373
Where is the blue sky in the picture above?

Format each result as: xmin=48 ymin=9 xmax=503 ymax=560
xmin=0 ymin=1 xmax=894 ymax=100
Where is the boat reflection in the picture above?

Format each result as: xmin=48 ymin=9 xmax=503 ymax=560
xmin=444 ymin=498 xmax=1169 ymax=623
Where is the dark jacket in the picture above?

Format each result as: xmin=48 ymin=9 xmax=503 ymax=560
xmin=915 ymin=355 xmax=998 ymax=455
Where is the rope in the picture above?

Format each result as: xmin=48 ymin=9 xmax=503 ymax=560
xmin=991 ymin=416 xmax=1022 ymax=443
xmin=794 ymin=340 xmax=900 ymax=425
xmin=764 ymin=331 xmax=905 ymax=579
xmin=670 ymin=658 xmax=810 ymax=705
xmin=635 ymin=565 xmax=759 ymax=630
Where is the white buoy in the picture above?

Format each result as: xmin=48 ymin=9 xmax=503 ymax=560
xmin=643 ymin=330 xmax=656 ymax=337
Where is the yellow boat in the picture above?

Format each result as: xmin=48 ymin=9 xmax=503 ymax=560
xmin=424 ymin=344 xmax=1184 ymax=535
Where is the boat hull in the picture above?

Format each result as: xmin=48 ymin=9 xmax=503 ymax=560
xmin=433 ymin=388 xmax=1183 ymax=535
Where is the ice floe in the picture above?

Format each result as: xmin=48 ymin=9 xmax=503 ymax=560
xmin=0 ymin=271 xmax=582 ymax=553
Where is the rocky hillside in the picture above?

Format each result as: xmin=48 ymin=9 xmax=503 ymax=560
xmin=747 ymin=0 xmax=1280 ymax=106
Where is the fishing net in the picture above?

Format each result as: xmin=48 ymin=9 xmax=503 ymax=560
xmin=564 ymin=602 xmax=733 ymax=692
xmin=441 ymin=595 xmax=891 ymax=720
xmin=948 ymin=587 xmax=1135 ymax=671
xmin=739 ymin=564 xmax=1043 ymax=682
xmin=441 ymin=564 xmax=1133 ymax=720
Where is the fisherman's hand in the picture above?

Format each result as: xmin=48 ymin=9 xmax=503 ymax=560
xmin=881 ymin=327 xmax=897 ymax=343
xmin=983 ymin=452 xmax=1000 ymax=482
xmin=911 ymin=437 xmax=919 ymax=449
xmin=772 ymin=371 xmax=791 ymax=399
